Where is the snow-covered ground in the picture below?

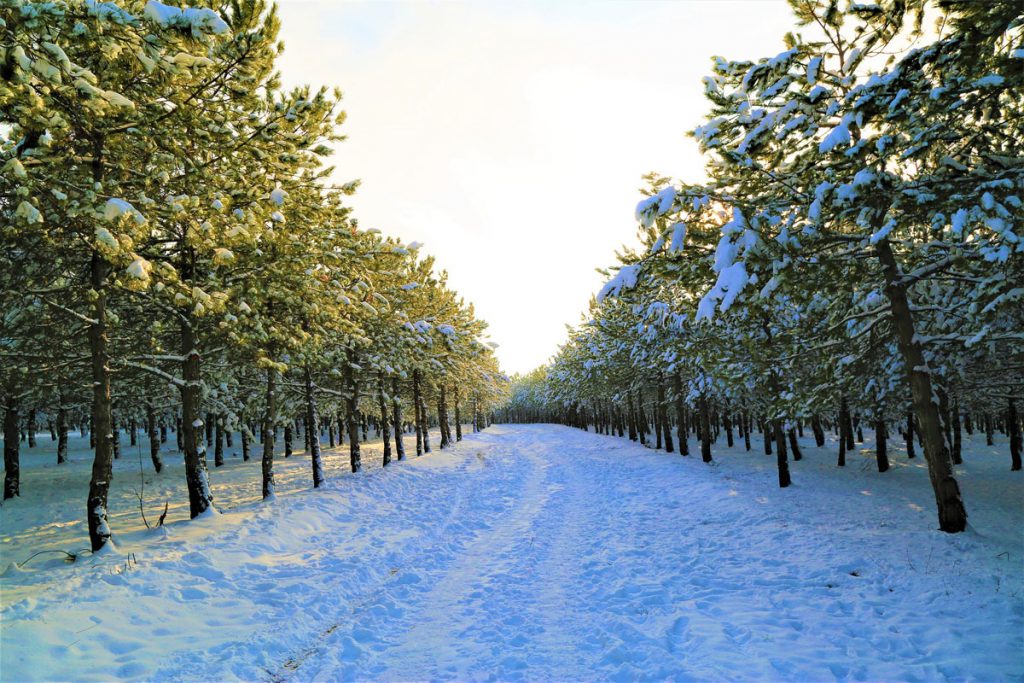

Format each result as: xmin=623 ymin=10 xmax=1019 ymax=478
xmin=2 ymin=424 xmax=1022 ymax=681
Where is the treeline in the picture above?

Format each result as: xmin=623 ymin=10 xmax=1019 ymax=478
xmin=1 ymin=0 xmax=508 ymax=551
xmin=499 ymin=0 xmax=1023 ymax=533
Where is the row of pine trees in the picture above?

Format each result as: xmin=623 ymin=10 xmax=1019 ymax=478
xmin=1 ymin=0 xmax=508 ymax=551
xmin=500 ymin=0 xmax=1023 ymax=533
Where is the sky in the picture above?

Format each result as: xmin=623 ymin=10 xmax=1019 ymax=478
xmin=274 ymin=0 xmax=795 ymax=374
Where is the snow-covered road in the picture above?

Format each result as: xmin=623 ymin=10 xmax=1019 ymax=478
xmin=2 ymin=424 xmax=1022 ymax=681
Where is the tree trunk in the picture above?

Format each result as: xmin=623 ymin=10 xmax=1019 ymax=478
xmin=673 ymin=374 xmax=687 ymax=456
xmin=763 ymin=418 xmax=772 ymax=455
xmin=905 ymin=411 xmax=916 ymax=459
xmin=305 ymin=366 xmax=324 ymax=487
xmin=87 ymin=251 xmax=115 ymax=550
xmin=3 ymin=397 xmax=19 ymax=499
xmin=844 ymin=405 xmax=855 ymax=452
xmin=837 ymin=398 xmax=849 ymax=467
xmin=627 ymin=392 xmax=638 ymax=442
xmin=241 ymin=424 xmax=250 ymax=463
xmin=811 ymin=414 xmax=826 ymax=447
xmin=111 ymin=412 xmax=120 ymax=460
xmin=284 ymin=424 xmax=293 ymax=458
xmin=262 ymin=370 xmax=277 ymax=498
xmin=938 ymin=388 xmax=954 ymax=462
xmin=454 ymin=385 xmax=463 ymax=442
xmin=774 ymin=418 xmax=791 ymax=488
xmin=392 ymin=378 xmax=405 ymax=461
xmin=699 ymin=394 xmax=713 ymax=463
xmin=658 ymin=381 xmax=674 ymax=453
xmin=636 ymin=391 xmax=648 ymax=446
xmin=951 ymin=398 xmax=963 ymax=465
xmin=378 ymin=377 xmax=392 ymax=467
xmin=438 ymin=384 xmax=451 ymax=449
xmin=180 ymin=312 xmax=213 ymax=518
xmin=788 ymin=427 xmax=802 ymax=462
xmin=346 ymin=356 xmax=361 ymax=473
xmin=652 ymin=397 xmax=662 ymax=448
xmin=57 ymin=391 xmax=68 ymax=465
xmin=877 ymin=238 xmax=967 ymax=532
xmin=1009 ymin=398 xmax=1022 ymax=472
xmin=419 ymin=376 xmax=431 ymax=454
xmin=214 ymin=414 xmax=224 ymax=467
xmin=27 ymin=408 xmax=36 ymax=448
xmin=146 ymin=402 xmax=162 ymax=473
xmin=875 ymin=416 xmax=890 ymax=473
xmin=413 ymin=370 xmax=424 ymax=456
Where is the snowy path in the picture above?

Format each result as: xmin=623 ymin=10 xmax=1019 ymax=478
xmin=2 ymin=424 xmax=1023 ymax=681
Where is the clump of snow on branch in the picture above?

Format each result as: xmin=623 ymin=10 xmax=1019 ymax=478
xmin=103 ymin=198 xmax=145 ymax=224
xmin=597 ymin=264 xmax=641 ymax=303
xmin=143 ymin=0 xmax=228 ymax=36
xmin=270 ymin=188 xmax=288 ymax=206
xmin=635 ymin=187 xmax=676 ymax=228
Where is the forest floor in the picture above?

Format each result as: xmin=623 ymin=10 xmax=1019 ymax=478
xmin=1 ymin=423 xmax=1022 ymax=681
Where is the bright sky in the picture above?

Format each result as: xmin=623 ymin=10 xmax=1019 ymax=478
xmin=275 ymin=0 xmax=795 ymax=375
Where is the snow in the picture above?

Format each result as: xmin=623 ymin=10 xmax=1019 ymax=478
xmin=84 ymin=0 xmax=135 ymax=23
xmin=668 ymin=221 xmax=687 ymax=252
xmin=819 ymin=114 xmax=853 ymax=153
xmin=143 ymin=0 xmax=228 ymax=36
xmin=1 ymin=425 xmax=1020 ymax=681
xmin=635 ymin=187 xmax=676 ymax=228
xmin=973 ymin=74 xmax=1005 ymax=88
xmin=767 ymin=47 xmax=799 ymax=69
xmin=889 ymin=88 xmax=910 ymax=111
xmin=806 ymin=56 xmax=822 ymax=85
xmin=698 ymin=261 xmax=749 ymax=319
xmin=597 ymin=263 xmax=641 ymax=303
xmin=808 ymin=84 xmax=829 ymax=101
xmin=14 ymin=201 xmax=42 ymax=224
xmin=94 ymin=227 xmax=119 ymax=250
xmin=4 ymin=157 xmax=27 ymax=179
xmin=869 ymin=216 xmax=896 ymax=245
xmin=126 ymin=257 xmax=152 ymax=279
xmin=269 ymin=187 xmax=288 ymax=206
xmin=853 ymin=168 xmax=876 ymax=187
xmin=103 ymin=198 xmax=145 ymax=224
xmin=712 ymin=235 xmax=737 ymax=272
